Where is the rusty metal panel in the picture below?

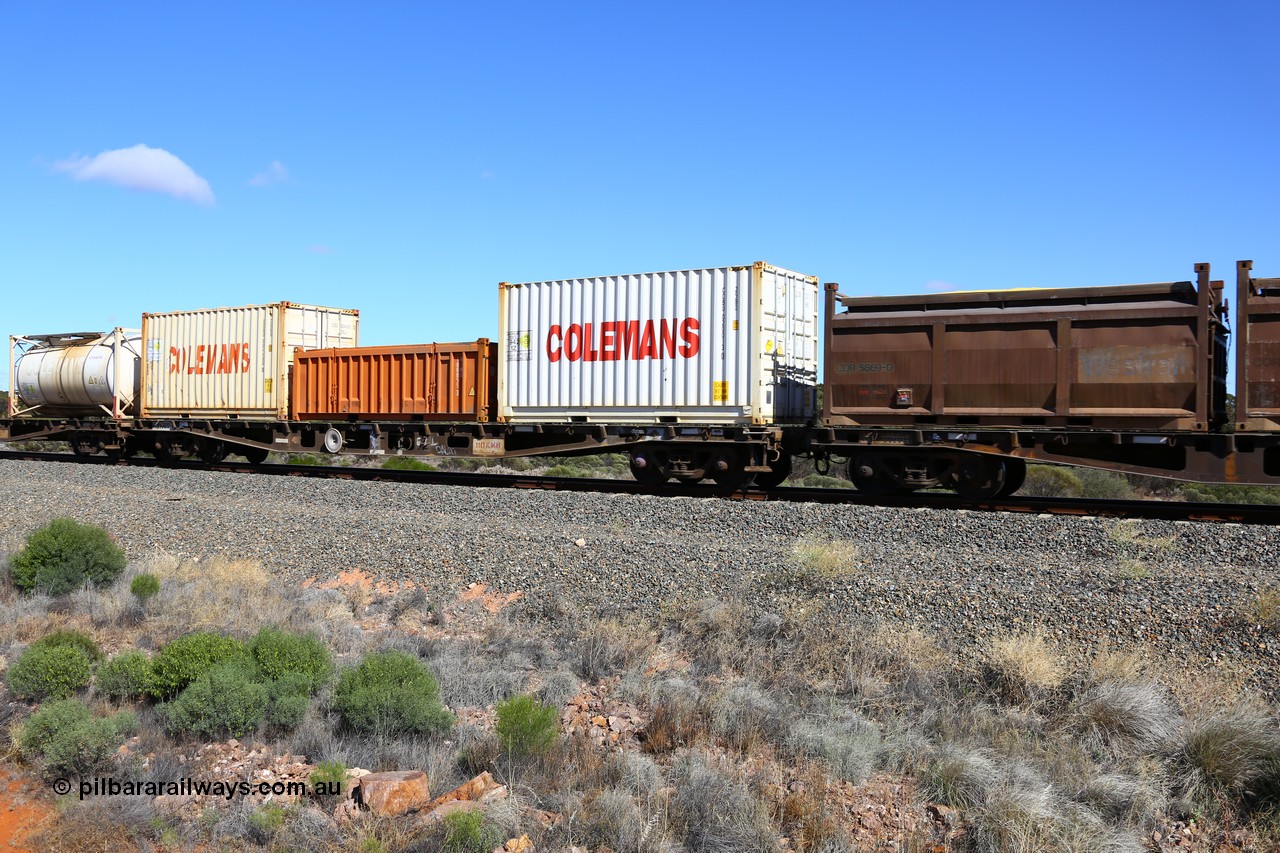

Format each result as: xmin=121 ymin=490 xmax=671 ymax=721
xmin=498 ymin=262 xmax=819 ymax=424
xmin=824 ymin=265 xmax=1227 ymax=431
xmin=1235 ymin=261 xmax=1280 ymax=431
xmin=292 ymin=340 xmax=497 ymax=421
xmin=141 ymin=302 xmax=359 ymax=420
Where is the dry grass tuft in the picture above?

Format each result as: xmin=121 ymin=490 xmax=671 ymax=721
xmin=1073 ymin=680 xmax=1181 ymax=756
xmin=1247 ymin=588 xmax=1280 ymax=630
xmin=1089 ymin=645 xmax=1150 ymax=683
xmin=985 ymin=629 xmax=1066 ymax=704
xmin=791 ymin=535 xmax=862 ymax=583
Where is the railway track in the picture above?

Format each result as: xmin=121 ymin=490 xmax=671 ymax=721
xmin=2 ymin=449 xmax=1277 ymax=525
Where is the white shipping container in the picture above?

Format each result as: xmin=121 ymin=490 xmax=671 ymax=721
xmin=498 ymin=262 xmax=819 ymax=424
xmin=141 ymin=302 xmax=359 ymax=420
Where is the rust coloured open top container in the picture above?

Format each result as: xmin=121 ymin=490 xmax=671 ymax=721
xmin=825 ymin=263 xmax=1228 ymax=431
xmin=291 ymin=340 xmax=498 ymax=421
xmin=1235 ymin=260 xmax=1280 ymax=431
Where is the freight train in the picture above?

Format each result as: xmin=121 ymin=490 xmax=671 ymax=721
xmin=3 ymin=259 xmax=1278 ymax=499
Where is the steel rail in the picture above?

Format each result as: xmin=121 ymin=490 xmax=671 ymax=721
xmin=2 ymin=449 xmax=1277 ymax=525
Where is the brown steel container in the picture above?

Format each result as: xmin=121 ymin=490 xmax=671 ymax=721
xmin=1235 ymin=260 xmax=1280 ymax=431
xmin=824 ymin=264 xmax=1227 ymax=431
xmin=291 ymin=340 xmax=497 ymax=421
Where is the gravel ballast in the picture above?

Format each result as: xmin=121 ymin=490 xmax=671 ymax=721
xmin=1 ymin=459 xmax=1277 ymax=694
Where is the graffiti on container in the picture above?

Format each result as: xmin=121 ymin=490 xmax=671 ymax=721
xmin=415 ymin=435 xmax=457 ymax=457
xmin=1077 ymin=346 xmax=1192 ymax=381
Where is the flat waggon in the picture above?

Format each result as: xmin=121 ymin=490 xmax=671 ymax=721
xmin=3 ymin=259 xmax=1278 ymax=498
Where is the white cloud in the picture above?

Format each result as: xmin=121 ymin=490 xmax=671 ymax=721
xmin=54 ymin=144 xmax=214 ymax=205
xmin=249 ymin=160 xmax=289 ymax=187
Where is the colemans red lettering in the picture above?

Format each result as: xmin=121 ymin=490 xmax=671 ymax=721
xmin=168 ymin=343 xmax=252 ymax=375
xmin=547 ymin=318 xmax=700 ymax=363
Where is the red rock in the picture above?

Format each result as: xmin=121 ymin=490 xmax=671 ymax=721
xmin=356 ymin=770 xmax=430 ymax=817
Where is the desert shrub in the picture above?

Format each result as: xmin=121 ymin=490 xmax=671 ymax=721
xmin=495 ymin=693 xmax=559 ymax=757
xmin=579 ymin=788 xmax=648 ymax=852
xmin=286 ymin=453 xmax=323 ymax=465
xmin=310 ymin=760 xmax=348 ymax=796
xmin=381 ymin=456 xmax=438 ymax=472
xmin=18 ymin=698 xmax=137 ymax=778
xmin=542 ymin=464 xmax=580 ymax=478
xmin=785 ymin=711 xmax=882 ymax=783
xmin=920 ymin=744 xmax=1001 ymax=811
xmin=249 ymin=628 xmax=332 ymax=692
xmin=6 ymin=643 xmax=93 ymax=700
xmin=1077 ymin=773 xmax=1165 ymax=825
xmin=334 ymin=650 xmax=453 ymax=736
xmin=265 ymin=672 xmax=312 ymax=730
xmin=1247 ymin=588 xmax=1280 ymax=631
xmin=605 ymin=750 xmax=664 ymax=796
xmin=1073 ymin=680 xmax=1180 ymax=756
xmin=537 ymin=669 xmax=581 ymax=708
xmin=130 ymin=572 xmax=161 ymax=602
xmin=965 ymin=777 xmax=1059 ymax=853
xmin=1020 ymin=465 xmax=1084 ymax=498
xmin=575 ymin=618 xmax=651 ymax=681
xmin=30 ymin=628 xmax=103 ymax=661
xmin=984 ymin=630 xmax=1065 ymax=704
xmin=708 ymin=681 xmax=786 ymax=753
xmin=670 ymin=751 xmax=778 ymax=852
xmin=164 ymin=659 xmax=268 ymax=738
xmin=96 ymin=649 xmax=155 ymax=700
xmin=442 ymin=809 xmax=503 ymax=853
xmin=149 ymin=632 xmax=248 ymax=699
xmin=1076 ymin=468 xmax=1134 ymax=500
xmin=9 ymin=518 xmax=127 ymax=595
xmin=248 ymin=802 xmax=287 ymax=844
xmin=1173 ymin=706 xmax=1280 ymax=818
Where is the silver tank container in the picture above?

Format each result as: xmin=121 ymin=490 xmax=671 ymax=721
xmin=10 ymin=329 xmax=142 ymax=418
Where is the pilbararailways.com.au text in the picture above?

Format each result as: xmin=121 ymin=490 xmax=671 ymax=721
xmin=61 ymin=777 xmax=334 ymax=801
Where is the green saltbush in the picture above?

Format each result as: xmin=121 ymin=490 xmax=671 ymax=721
xmin=29 ymin=628 xmax=103 ymax=661
xmin=265 ymin=672 xmax=312 ymax=730
xmin=6 ymin=643 xmax=93 ymax=700
xmin=164 ymin=659 xmax=268 ymax=738
xmin=9 ymin=518 xmax=127 ymax=595
xmin=442 ymin=809 xmax=503 ymax=853
xmin=333 ymin=650 xmax=453 ymax=736
xmin=95 ymin=649 xmax=155 ymax=700
xmin=18 ymin=698 xmax=137 ymax=778
xmin=249 ymin=627 xmax=333 ymax=692
xmin=130 ymin=572 xmax=161 ymax=602
xmin=381 ymin=456 xmax=438 ymax=472
xmin=495 ymin=693 xmax=559 ymax=757
xmin=149 ymin=632 xmax=247 ymax=699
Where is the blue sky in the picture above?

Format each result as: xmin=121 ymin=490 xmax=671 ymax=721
xmin=1 ymin=2 xmax=1276 ymax=366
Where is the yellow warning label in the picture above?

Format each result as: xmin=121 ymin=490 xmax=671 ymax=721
xmin=765 ymin=339 xmax=774 ymax=354
xmin=712 ymin=381 xmax=729 ymax=402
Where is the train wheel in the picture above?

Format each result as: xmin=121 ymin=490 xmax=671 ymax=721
xmin=195 ymin=438 xmax=228 ymax=464
xmin=996 ymin=459 xmax=1027 ymax=497
xmin=709 ymin=450 xmax=755 ymax=490
xmin=753 ymin=453 xmax=792 ymax=489
xmin=848 ymin=454 xmax=899 ymax=496
xmin=952 ymin=457 xmax=1008 ymax=500
xmin=243 ymin=447 xmax=270 ymax=464
xmin=629 ymin=450 xmax=669 ymax=485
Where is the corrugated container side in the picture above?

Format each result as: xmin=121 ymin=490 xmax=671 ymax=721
xmin=498 ymin=262 xmax=818 ymax=424
xmin=141 ymin=302 xmax=358 ymax=420
xmin=1236 ymin=261 xmax=1280 ymax=431
xmin=292 ymin=341 xmax=497 ymax=421
xmin=825 ymin=270 xmax=1227 ymax=431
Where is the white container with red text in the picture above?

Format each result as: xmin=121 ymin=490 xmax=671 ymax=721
xmin=141 ymin=302 xmax=359 ymax=420
xmin=497 ymin=262 xmax=819 ymax=424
